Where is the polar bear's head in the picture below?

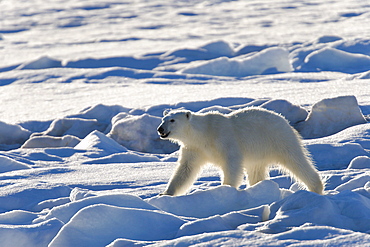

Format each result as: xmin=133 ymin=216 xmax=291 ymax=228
xmin=157 ymin=109 xmax=192 ymax=141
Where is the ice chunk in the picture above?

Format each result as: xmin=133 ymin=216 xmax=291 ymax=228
xmin=49 ymin=204 xmax=185 ymax=246
xmin=296 ymin=96 xmax=367 ymax=138
xmin=182 ymin=47 xmax=293 ymax=77
xmin=108 ymin=113 xmax=178 ymax=153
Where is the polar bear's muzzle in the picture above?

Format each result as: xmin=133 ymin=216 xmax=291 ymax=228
xmin=157 ymin=126 xmax=170 ymax=138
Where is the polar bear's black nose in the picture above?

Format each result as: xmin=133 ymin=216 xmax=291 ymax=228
xmin=157 ymin=126 xmax=164 ymax=134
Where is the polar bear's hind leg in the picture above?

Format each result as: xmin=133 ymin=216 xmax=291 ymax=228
xmin=244 ymin=162 xmax=269 ymax=186
xmin=279 ymin=150 xmax=324 ymax=195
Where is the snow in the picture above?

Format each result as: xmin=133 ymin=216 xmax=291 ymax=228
xmin=0 ymin=121 xmax=31 ymax=148
xmin=108 ymin=113 xmax=178 ymax=153
xmin=0 ymin=0 xmax=370 ymax=246
xmin=182 ymin=47 xmax=293 ymax=77
xmin=0 ymin=156 xmax=31 ymax=173
xmin=302 ymin=47 xmax=370 ymax=73
xmin=263 ymin=190 xmax=370 ymax=234
xmin=348 ymin=156 xmax=370 ymax=169
xmin=148 ymin=180 xmax=284 ymax=218
xmin=49 ymin=204 xmax=185 ymax=246
xmin=17 ymin=56 xmax=62 ymax=70
xmin=296 ymin=95 xmax=367 ymax=138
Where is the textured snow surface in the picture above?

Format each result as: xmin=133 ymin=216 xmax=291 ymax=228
xmin=1 ymin=0 xmax=370 ymax=246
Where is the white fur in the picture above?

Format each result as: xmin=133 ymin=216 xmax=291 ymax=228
xmin=157 ymin=107 xmax=324 ymax=196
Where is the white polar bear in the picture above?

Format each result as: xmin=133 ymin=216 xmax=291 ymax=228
xmin=157 ymin=108 xmax=324 ymax=196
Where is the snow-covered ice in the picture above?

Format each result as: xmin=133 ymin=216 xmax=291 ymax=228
xmin=0 ymin=95 xmax=368 ymax=247
xmin=182 ymin=47 xmax=293 ymax=77
xmin=0 ymin=0 xmax=370 ymax=246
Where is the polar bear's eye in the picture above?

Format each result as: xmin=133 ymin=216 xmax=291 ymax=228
xmin=170 ymin=119 xmax=175 ymax=123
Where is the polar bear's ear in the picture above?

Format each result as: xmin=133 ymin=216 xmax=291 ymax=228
xmin=163 ymin=109 xmax=171 ymax=116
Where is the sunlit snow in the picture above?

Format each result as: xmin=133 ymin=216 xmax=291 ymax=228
xmin=0 ymin=0 xmax=370 ymax=246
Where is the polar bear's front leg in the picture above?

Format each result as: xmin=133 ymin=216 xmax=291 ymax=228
xmin=161 ymin=148 xmax=204 ymax=196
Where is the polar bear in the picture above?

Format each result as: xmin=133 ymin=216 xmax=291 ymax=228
xmin=157 ymin=107 xmax=324 ymax=196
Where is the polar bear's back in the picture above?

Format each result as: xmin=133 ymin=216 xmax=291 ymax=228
xmin=189 ymin=107 xmax=303 ymax=157
xmin=224 ymin=107 xmax=303 ymax=156
xmin=228 ymin=107 xmax=292 ymax=132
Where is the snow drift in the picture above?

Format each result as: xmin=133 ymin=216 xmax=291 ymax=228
xmin=1 ymin=0 xmax=370 ymax=246
xmin=0 ymin=95 xmax=368 ymax=247
xmin=182 ymin=47 xmax=293 ymax=77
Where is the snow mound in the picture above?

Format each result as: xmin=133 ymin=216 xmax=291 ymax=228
xmin=0 ymin=156 xmax=31 ymax=173
xmin=108 ymin=113 xmax=178 ymax=153
xmin=176 ymin=205 xmax=268 ymax=237
xmin=17 ymin=56 xmax=62 ymax=70
xmin=262 ymin=190 xmax=370 ymax=234
xmin=75 ymin=130 xmax=127 ymax=155
xmin=147 ymin=180 xmax=284 ymax=218
xmin=0 ymin=186 xmax=72 ymax=213
xmin=21 ymin=135 xmax=80 ymax=148
xmin=302 ymin=47 xmax=370 ymax=73
xmin=68 ymin=104 xmax=129 ymax=125
xmin=334 ymin=38 xmax=370 ymax=56
xmin=304 ymin=122 xmax=370 ymax=148
xmin=316 ymin=35 xmax=342 ymax=43
xmin=348 ymin=156 xmax=370 ymax=169
xmin=150 ymin=225 xmax=370 ymax=247
xmin=0 ymin=121 xmax=31 ymax=149
xmin=0 ymin=96 xmax=368 ymax=246
xmin=200 ymin=40 xmax=235 ymax=57
xmin=296 ymin=96 xmax=367 ymax=138
xmin=161 ymin=40 xmax=235 ymax=66
xmin=37 ymin=118 xmax=106 ymax=139
xmin=36 ymin=193 xmax=158 ymax=224
xmin=0 ymin=218 xmax=63 ymax=247
xmin=182 ymin=47 xmax=293 ymax=77
xmin=335 ymin=172 xmax=370 ymax=191
xmin=307 ymin=143 xmax=369 ymax=170
xmin=49 ymin=204 xmax=185 ymax=247
xmin=0 ymin=210 xmax=38 ymax=225
xmin=260 ymin=99 xmax=308 ymax=125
